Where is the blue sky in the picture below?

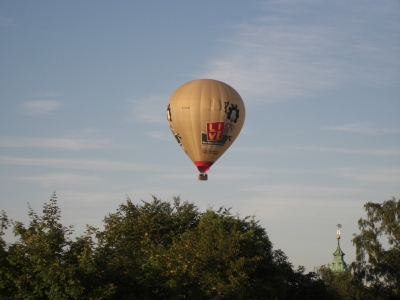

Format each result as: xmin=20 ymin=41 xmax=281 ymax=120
xmin=1 ymin=0 xmax=399 ymax=272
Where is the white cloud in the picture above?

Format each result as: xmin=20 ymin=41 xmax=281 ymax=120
xmin=201 ymin=1 xmax=400 ymax=102
xmin=26 ymin=91 xmax=63 ymax=98
xmin=244 ymin=183 xmax=363 ymax=198
xmin=0 ymin=156 xmax=158 ymax=171
xmin=323 ymin=122 xmax=400 ymax=135
xmin=231 ymin=146 xmax=285 ymax=154
xmin=20 ymin=100 xmax=62 ymax=116
xmin=126 ymin=95 xmax=166 ymax=123
xmin=332 ymin=166 xmax=400 ymax=184
xmin=12 ymin=173 xmax=102 ymax=188
xmin=0 ymin=136 xmax=108 ymax=151
xmin=204 ymin=25 xmax=341 ymax=100
xmin=291 ymin=146 xmax=400 ymax=156
xmin=147 ymin=130 xmax=173 ymax=141
xmin=236 ymin=183 xmax=367 ymax=222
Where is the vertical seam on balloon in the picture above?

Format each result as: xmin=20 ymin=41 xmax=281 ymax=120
xmin=205 ymin=79 xmax=212 ymax=163
xmin=190 ymin=81 xmax=198 ymax=162
xmin=197 ymin=80 xmax=205 ymax=160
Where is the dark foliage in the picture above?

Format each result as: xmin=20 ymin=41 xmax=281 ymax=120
xmin=351 ymin=197 xmax=400 ymax=300
xmin=0 ymin=192 xmax=345 ymax=299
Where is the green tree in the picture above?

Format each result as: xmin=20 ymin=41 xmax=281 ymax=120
xmin=94 ymin=196 xmax=337 ymax=300
xmin=0 ymin=192 xmax=113 ymax=300
xmin=351 ymin=197 xmax=400 ymax=299
xmin=1 ymin=193 xmax=337 ymax=299
xmin=0 ymin=210 xmax=17 ymax=298
xmin=93 ymin=195 xmax=202 ymax=299
xmin=316 ymin=265 xmax=372 ymax=300
xmin=158 ymin=207 xmax=276 ymax=299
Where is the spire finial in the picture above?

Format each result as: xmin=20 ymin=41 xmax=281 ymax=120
xmin=336 ymin=220 xmax=342 ymax=240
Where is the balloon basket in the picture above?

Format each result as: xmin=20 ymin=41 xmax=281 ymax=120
xmin=198 ymin=173 xmax=208 ymax=181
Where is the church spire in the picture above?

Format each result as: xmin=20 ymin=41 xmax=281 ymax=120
xmin=329 ymin=220 xmax=348 ymax=274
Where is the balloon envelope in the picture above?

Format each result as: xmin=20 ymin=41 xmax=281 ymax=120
xmin=167 ymin=79 xmax=245 ymax=179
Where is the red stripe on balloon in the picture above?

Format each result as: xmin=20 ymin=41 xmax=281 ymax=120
xmin=194 ymin=161 xmax=214 ymax=173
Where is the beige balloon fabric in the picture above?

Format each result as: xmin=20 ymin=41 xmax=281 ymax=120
xmin=167 ymin=79 xmax=245 ymax=179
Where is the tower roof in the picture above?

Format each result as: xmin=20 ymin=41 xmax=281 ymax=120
xmin=333 ymin=242 xmax=345 ymax=256
xmin=329 ymin=221 xmax=348 ymax=274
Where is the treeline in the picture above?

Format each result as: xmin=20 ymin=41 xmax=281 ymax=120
xmin=0 ymin=193 xmax=398 ymax=300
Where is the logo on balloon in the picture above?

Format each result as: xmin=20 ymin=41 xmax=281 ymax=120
xmin=202 ymin=122 xmax=230 ymax=148
xmin=200 ymin=103 xmax=241 ymax=148
xmin=206 ymin=122 xmax=224 ymax=141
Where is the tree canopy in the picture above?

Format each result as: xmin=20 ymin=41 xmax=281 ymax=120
xmin=1 ymin=193 xmax=399 ymax=299
xmin=351 ymin=197 xmax=400 ymax=299
xmin=0 ymin=192 xmax=338 ymax=300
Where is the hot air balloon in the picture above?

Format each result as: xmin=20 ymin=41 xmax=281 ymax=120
xmin=167 ymin=79 xmax=245 ymax=180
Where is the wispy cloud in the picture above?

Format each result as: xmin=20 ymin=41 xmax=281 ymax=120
xmin=323 ymin=122 xmax=400 ymax=135
xmin=126 ymin=95 xmax=166 ymax=123
xmin=204 ymin=25 xmax=341 ymax=100
xmin=147 ymin=130 xmax=173 ymax=141
xmin=53 ymin=189 xmax=179 ymax=211
xmin=0 ymin=156 xmax=158 ymax=171
xmin=231 ymin=145 xmax=400 ymax=157
xmin=26 ymin=91 xmax=63 ymax=98
xmin=20 ymin=100 xmax=62 ymax=116
xmin=244 ymin=183 xmax=364 ymax=200
xmin=0 ymin=137 xmax=109 ymax=151
xmin=291 ymin=146 xmax=400 ymax=156
xmin=332 ymin=166 xmax=400 ymax=184
xmin=201 ymin=1 xmax=400 ymax=102
xmin=231 ymin=147 xmax=285 ymax=154
xmin=237 ymin=183 xmax=367 ymax=222
xmin=12 ymin=173 xmax=102 ymax=188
